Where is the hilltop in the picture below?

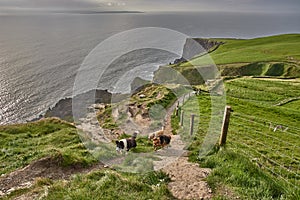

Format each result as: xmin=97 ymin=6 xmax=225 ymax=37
xmin=173 ymin=34 xmax=300 ymax=84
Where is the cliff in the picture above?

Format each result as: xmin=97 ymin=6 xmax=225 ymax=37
xmin=44 ymin=89 xmax=126 ymax=122
xmin=44 ymin=79 xmax=155 ymax=122
xmin=173 ymin=38 xmax=224 ymax=64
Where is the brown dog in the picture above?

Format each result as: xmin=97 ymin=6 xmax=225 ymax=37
xmin=148 ymin=127 xmax=164 ymax=141
xmin=153 ymin=135 xmax=171 ymax=151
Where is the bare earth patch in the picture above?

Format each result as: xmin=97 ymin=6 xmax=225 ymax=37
xmin=162 ymin=157 xmax=212 ymax=200
xmin=0 ymin=156 xmax=104 ymax=197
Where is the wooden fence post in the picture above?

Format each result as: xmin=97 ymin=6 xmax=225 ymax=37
xmin=219 ymin=106 xmax=231 ymax=146
xmin=175 ymin=101 xmax=179 ymax=116
xmin=180 ymin=110 xmax=184 ymax=127
xmin=190 ymin=114 xmax=195 ymax=135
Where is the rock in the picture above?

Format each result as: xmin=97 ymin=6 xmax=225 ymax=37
xmin=6 ymin=187 xmax=15 ymax=194
xmin=130 ymin=77 xmax=151 ymax=93
xmin=44 ymin=89 xmax=126 ymax=122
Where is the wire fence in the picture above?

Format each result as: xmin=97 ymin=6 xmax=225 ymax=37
xmin=177 ymin=95 xmax=299 ymax=190
xmin=228 ymin=112 xmax=300 ymax=189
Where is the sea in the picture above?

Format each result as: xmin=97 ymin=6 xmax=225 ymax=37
xmin=0 ymin=11 xmax=300 ymax=125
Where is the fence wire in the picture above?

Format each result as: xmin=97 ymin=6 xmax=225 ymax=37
xmin=228 ymin=114 xmax=300 ymax=189
xmin=177 ymin=94 xmax=299 ymax=189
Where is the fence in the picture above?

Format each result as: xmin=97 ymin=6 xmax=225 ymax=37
xmin=176 ymin=95 xmax=299 ymax=190
xmin=227 ymin=112 xmax=300 ymax=189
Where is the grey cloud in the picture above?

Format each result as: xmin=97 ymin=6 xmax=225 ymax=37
xmin=0 ymin=0 xmax=299 ymax=13
xmin=123 ymin=0 xmax=300 ymax=12
xmin=0 ymin=0 xmax=102 ymax=9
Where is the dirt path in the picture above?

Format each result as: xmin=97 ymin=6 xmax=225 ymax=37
xmin=153 ymin=95 xmax=213 ymax=200
xmin=152 ymin=94 xmax=189 ymax=171
xmin=274 ymin=96 xmax=300 ymax=106
xmin=163 ymin=157 xmax=212 ymax=200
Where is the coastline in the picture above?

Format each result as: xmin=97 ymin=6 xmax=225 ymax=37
xmin=41 ymin=37 xmax=219 ymax=122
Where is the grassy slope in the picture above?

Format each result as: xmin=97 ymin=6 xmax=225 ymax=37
xmin=180 ymin=34 xmax=300 ymax=79
xmin=40 ymin=170 xmax=173 ymax=200
xmin=3 ymin=170 xmax=173 ymax=200
xmin=0 ymin=119 xmax=173 ymax=199
xmin=209 ymin=34 xmax=300 ymax=64
xmin=183 ymin=78 xmax=300 ymax=199
xmin=0 ymin=118 xmax=96 ymax=175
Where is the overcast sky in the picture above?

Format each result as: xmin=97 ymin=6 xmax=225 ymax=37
xmin=0 ymin=0 xmax=299 ymax=13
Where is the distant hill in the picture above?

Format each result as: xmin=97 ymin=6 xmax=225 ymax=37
xmin=176 ymin=34 xmax=300 ymax=82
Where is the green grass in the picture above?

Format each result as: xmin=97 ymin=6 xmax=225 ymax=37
xmin=225 ymin=79 xmax=300 ymax=191
xmin=208 ymin=34 xmax=300 ymax=64
xmin=0 ymin=118 xmax=97 ymax=175
xmin=180 ymin=78 xmax=300 ymax=199
xmin=96 ymin=105 xmax=118 ymax=129
xmin=220 ymin=62 xmax=300 ymax=77
xmin=138 ymin=85 xmax=177 ymax=109
xmin=170 ymin=109 xmax=180 ymax=135
xmin=4 ymin=170 xmax=173 ymax=200
xmin=200 ymin=149 xmax=298 ymax=200
xmin=42 ymin=170 xmax=172 ymax=200
xmin=178 ymin=34 xmax=300 ymax=79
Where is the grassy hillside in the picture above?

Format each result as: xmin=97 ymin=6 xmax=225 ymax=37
xmin=209 ymin=34 xmax=300 ymax=64
xmin=2 ymin=169 xmax=172 ymax=200
xmin=182 ymin=78 xmax=300 ymax=199
xmin=178 ymin=34 xmax=300 ymax=80
xmin=0 ymin=118 xmax=96 ymax=175
xmin=0 ymin=118 xmax=173 ymax=199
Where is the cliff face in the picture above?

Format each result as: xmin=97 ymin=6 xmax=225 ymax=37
xmin=44 ymin=89 xmax=121 ymax=122
xmin=130 ymin=77 xmax=151 ymax=94
xmin=153 ymin=38 xmax=223 ymax=86
xmin=174 ymin=38 xmax=224 ymax=64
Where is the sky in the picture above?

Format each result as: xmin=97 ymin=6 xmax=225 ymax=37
xmin=0 ymin=0 xmax=299 ymax=13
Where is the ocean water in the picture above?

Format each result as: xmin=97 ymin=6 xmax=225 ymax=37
xmin=0 ymin=11 xmax=300 ymax=125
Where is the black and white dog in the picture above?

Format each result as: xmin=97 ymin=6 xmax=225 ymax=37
xmin=116 ymin=131 xmax=138 ymax=153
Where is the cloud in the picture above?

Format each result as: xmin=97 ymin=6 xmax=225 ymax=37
xmin=0 ymin=0 xmax=299 ymax=13
xmin=0 ymin=0 xmax=103 ymax=10
xmin=95 ymin=0 xmax=300 ymax=13
xmin=143 ymin=0 xmax=299 ymax=13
